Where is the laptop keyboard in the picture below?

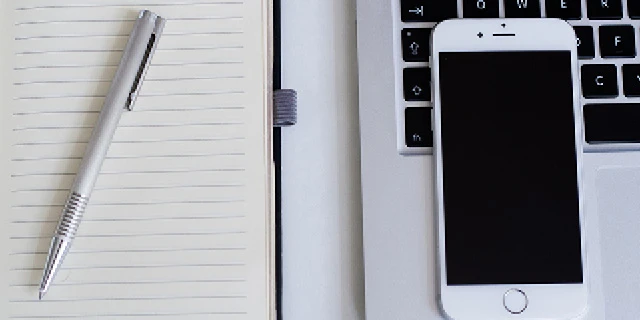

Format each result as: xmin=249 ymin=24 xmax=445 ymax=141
xmin=396 ymin=0 xmax=640 ymax=154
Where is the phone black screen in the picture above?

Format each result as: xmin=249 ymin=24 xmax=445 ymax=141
xmin=438 ymin=51 xmax=584 ymax=285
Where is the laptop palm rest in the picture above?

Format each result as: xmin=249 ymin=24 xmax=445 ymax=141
xmin=596 ymin=167 xmax=640 ymax=319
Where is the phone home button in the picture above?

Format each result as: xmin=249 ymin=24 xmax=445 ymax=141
xmin=503 ymin=289 xmax=528 ymax=314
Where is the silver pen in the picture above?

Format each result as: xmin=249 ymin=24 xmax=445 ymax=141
xmin=39 ymin=10 xmax=165 ymax=300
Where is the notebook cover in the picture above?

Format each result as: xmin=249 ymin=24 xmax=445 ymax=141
xmin=273 ymin=0 xmax=283 ymax=318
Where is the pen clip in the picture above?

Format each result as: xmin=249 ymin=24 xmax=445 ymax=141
xmin=126 ymin=14 xmax=165 ymax=111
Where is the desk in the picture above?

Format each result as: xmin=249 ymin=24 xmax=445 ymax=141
xmin=279 ymin=0 xmax=365 ymax=319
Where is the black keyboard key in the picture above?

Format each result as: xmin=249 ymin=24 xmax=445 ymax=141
xmin=401 ymin=0 xmax=458 ymax=22
xmin=630 ymin=1 xmax=640 ymax=19
xmin=402 ymin=28 xmax=431 ymax=62
xmin=584 ymin=104 xmax=640 ymax=143
xmin=405 ymin=107 xmax=433 ymax=147
xmin=546 ymin=0 xmax=582 ymax=19
xmin=463 ymin=0 xmax=499 ymax=18
xmin=505 ymin=0 xmax=542 ymax=17
xmin=622 ymin=65 xmax=640 ymax=97
xmin=587 ymin=0 xmax=623 ymax=19
xmin=599 ymin=26 xmax=636 ymax=58
xmin=404 ymin=68 xmax=431 ymax=101
xmin=581 ymin=64 xmax=618 ymax=98
xmin=575 ymin=26 xmax=595 ymax=59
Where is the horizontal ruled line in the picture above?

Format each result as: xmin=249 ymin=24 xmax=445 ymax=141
xmin=12 ymin=105 xmax=244 ymax=114
xmin=11 ymin=168 xmax=244 ymax=177
xmin=12 ymin=156 xmax=83 ymax=161
xmin=16 ymin=2 xmax=243 ymax=10
xmin=147 ymin=75 xmax=244 ymax=81
xmin=12 ymin=201 xmax=244 ymax=209
xmin=11 ymin=214 xmax=245 ymax=223
xmin=11 ymin=230 xmax=245 ymax=239
xmin=12 ymin=125 xmax=92 ymax=130
xmin=14 ymin=60 xmax=242 ymax=70
xmin=11 ymin=262 xmax=245 ymax=271
xmin=12 ymin=152 xmax=245 ymax=161
xmin=14 ymin=64 xmax=119 ymax=70
xmin=15 ymin=16 xmax=242 ymax=26
xmin=137 ymin=105 xmax=245 ymax=111
xmin=11 ymin=235 xmax=244 ymax=242
xmin=15 ymin=31 xmax=242 ymax=41
xmin=8 ymin=311 xmax=247 ymax=319
xmin=10 ymin=278 xmax=245 ymax=288
xmin=12 ymin=188 xmax=67 ymax=192
xmin=15 ymin=34 xmax=129 ymax=40
xmin=14 ymin=91 xmax=243 ymax=100
xmin=14 ymin=95 xmax=103 ymax=100
xmin=10 ymin=212 xmax=247 ymax=219
xmin=13 ymin=122 xmax=242 ymax=131
xmin=11 ymin=172 xmax=73 ymax=177
xmin=13 ymin=137 xmax=245 ymax=146
xmin=14 ymin=75 xmax=244 ymax=85
xmin=14 ymin=80 xmax=109 ymax=85
xmin=13 ymin=184 xmax=244 ymax=192
xmin=17 ymin=49 xmax=121 ymax=55
xmin=139 ymin=91 xmax=244 ymax=97
xmin=150 ymin=60 xmax=243 ymax=66
xmin=15 ymin=19 xmax=134 ymax=26
xmin=12 ymin=111 xmax=100 ymax=115
xmin=11 ymin=246 xmax=245 ymax=256
xmin=157 ymin=46 xmax=243 ymax=51
xmin=16 ymin=2 xmax=242 ymax=10
xmin=10 ymin=295 xmax=247 ymax=303
xmin=165 ymin=31 xmax=243 ymax=36
xmin=16 ymin=46 xmax=242 ymax=55
xmin=12 ymin=199 xmax=244 ymax=208
xmin=101 ymin=183 xmax=243 ymax=190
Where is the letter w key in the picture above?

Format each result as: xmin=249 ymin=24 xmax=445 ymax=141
xmin=505 ymin=0 xmax=541 ymax=17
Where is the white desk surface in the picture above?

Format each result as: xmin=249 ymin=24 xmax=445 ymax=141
xmin=279 ymin=0 xmax=365 ymax=319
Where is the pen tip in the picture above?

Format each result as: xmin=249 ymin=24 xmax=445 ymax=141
xmin=39 ymin=291 xmax=44 ymax=300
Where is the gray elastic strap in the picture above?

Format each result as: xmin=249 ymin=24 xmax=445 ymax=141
xmin=273 ymin=89 xmax=297 ymax=127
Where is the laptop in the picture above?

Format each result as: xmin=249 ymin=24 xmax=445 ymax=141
xmin=356 ymin=1 xmax=640 ymax=319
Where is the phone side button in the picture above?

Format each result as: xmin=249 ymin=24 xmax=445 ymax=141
xmin=503 ymin=289 xmax=528 ymax=314
xmin=431 ymin=108 xmax=435 ymax=133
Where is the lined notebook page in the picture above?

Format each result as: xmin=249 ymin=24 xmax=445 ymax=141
xmin=7 ymin=0 xmax=272 ymax=319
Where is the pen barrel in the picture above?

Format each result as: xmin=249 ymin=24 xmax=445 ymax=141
xmin=70 ymin=10 xmax=162 ymax=194
xmin=71 ymin=96 xmax=126 ymax=194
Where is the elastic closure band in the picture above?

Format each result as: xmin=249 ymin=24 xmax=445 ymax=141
xmin=273 ymin=89 xmax=297 ymax=127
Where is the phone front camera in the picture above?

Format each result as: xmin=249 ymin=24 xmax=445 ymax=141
xmin=477 ymin=32 xmax=484 ymax=38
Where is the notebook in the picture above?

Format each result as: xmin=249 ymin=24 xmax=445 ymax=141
xmin=0 ymin=0 xmax=275 ymax=319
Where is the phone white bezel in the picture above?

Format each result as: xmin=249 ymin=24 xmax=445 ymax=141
xmin=431 ymin=19 xmax=588 ymax=320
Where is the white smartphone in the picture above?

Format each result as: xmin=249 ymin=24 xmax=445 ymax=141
xmin=431 ymin=19 xmax=588 ymax=320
